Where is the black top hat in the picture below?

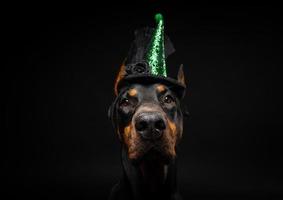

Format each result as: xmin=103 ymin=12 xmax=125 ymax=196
xmin=115 ymin=13 xmax=186 ymax=99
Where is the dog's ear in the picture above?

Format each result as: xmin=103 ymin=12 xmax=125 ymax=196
xmin=177 ymin=64 xmax=186 ymax=87
xmin=114 ymin=63 xmax=126 ymax=96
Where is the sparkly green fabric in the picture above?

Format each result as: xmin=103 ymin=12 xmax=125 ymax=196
xmin=146 ymin=13 xmax=167 ymax=77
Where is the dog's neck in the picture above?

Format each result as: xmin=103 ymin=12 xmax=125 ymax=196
xmin=121 ymin=148 xmax=179 ymax=200
xmin=139 ymin=159 xmax=168 ymax=193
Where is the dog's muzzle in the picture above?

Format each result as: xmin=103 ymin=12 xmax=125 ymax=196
xmin=134 ymin=112 xmax=166 ymax=140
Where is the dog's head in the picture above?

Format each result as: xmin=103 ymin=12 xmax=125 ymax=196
xmin=109 ymin=65 xmax=186 ymax=165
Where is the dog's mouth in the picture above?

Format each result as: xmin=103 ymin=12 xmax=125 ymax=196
xmin=135 ymin=148 xmax=172 ymax=190
xmin=131 ymin=142 xmax=173 ymax=165
xmin=143 ymin=148 xmax=171 ymax=163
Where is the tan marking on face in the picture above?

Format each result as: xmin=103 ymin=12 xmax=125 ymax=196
xmin=163 ymin=128 xmax=177 ymax=158
xmin=124 ymin=125 xmax=132 ymax=142
xmin=128 ymin=88 xmax=137 ymax=97
xmin=156 ymin=84 xmax=166 ymax=93
xmin=168 ymin=119 xmax=177 ymax=136
xmin=157 ymin=118 xmax=178 ymax=159
xmin=123 ymin=123 xmax=143 ymax=160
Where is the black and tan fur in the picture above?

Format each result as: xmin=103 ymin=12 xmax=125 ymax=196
xmin=108 ymin=65 xmax=186 ymax=200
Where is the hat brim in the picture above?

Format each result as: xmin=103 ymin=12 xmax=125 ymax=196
xmin=117 ymin=74 xmax=186 ymax=99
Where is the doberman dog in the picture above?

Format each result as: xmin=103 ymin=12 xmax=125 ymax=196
xmin=108 ymin=64 xmax=186 ymax=200
xmin=108 ymin=14 xmax=186 ymax=199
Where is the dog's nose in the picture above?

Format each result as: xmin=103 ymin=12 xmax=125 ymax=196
xmin=135 ymin=112 xmax=166 ymax=140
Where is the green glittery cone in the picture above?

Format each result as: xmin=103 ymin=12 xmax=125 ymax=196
xmin=115 ymin=13 xmax=186 ymax=99
xmin=146 ymin=13 xmax=167 ymax=77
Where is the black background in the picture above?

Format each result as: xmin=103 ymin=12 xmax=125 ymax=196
xmin=3 ymin=2 xmax=283 ymax=199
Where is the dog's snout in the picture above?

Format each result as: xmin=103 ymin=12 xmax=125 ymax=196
xmin=135 ymin=112 xmax=166 ymax=140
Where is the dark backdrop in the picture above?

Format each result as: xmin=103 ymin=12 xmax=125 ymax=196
xmin=3 ymin=2 xmax=283 ymax=199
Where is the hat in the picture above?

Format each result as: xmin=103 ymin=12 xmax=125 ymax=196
xmin=114 ymin=13 xmax=186 ymax=99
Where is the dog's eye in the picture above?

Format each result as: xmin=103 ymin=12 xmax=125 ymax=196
xmin=164 ymin=95 xmax=175 ymax=104
xmin=120 ymin=98 xmax=130 ymax=107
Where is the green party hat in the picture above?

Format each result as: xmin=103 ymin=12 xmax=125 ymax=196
xmin=146 ymin=13 xmax=167 ymax=77
xmin=115 ymin=13 xmax=186 ymax=98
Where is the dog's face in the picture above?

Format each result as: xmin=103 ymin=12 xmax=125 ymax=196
xmin=113 ymin=83 xmax=184 ymax=164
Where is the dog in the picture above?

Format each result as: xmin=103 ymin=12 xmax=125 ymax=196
xmin=108 ymin=63 xmax=186 ymax=200
xmin=108 ymin=14 xmax=186 ymax=200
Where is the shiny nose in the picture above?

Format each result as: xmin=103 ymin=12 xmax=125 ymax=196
xmin=135 ymin=112 xmax=166 ymax=140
